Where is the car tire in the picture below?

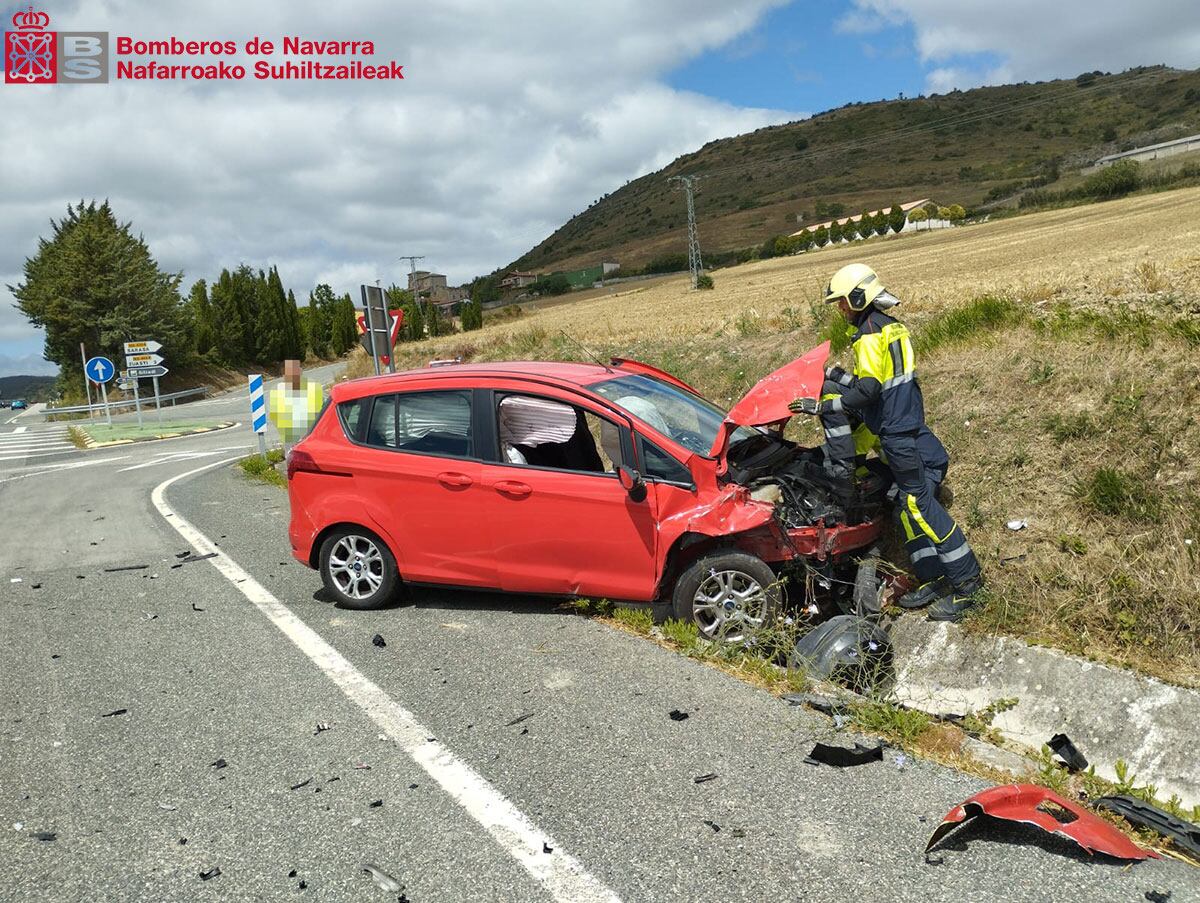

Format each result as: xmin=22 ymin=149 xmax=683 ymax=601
xmin=670 ymin=550 xmax=781 ymax=643
xmin=319 ymin=527 xmax=399 ymax=610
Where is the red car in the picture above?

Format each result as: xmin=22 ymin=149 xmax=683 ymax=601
xmin=287 ymin=343 xmax=884 ymax=639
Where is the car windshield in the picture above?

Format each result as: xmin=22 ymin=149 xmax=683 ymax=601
xmin=589 ymin=373 xmax=758 ymax=456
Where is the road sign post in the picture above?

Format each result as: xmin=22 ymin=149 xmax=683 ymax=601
xmin=85 ymin=355 xmax=115 ymax=426
xmin=152 ymin=375 xmax=162 ymax=424
xmin=249 ymin=374 xmax=268 ymax=461
xmin=132 ymin=378 xmax=143 ymax=427
xmin=80 ymin=343 xmax=95 ymax=423
xmin=124 ymin=341 xmax=166 ymax=428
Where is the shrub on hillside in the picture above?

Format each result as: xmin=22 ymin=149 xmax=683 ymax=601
xmin=1081 ymin=159 xmax=1141 ymax=199
xmin=695 ymin=273 xmax=714 ymax=290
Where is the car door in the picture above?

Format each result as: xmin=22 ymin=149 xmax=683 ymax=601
xmin=350 ymin=388 xmax=496 ymax=587
xmin=479 ymin=389 xmax=658 ymax=600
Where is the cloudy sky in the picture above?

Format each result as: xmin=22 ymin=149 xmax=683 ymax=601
xmin=2 ymin=0 xmax=1197 ymax=376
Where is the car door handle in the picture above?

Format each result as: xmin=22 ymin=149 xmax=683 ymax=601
xmin=437 ymin=471 xmax=474 ymax=488
xmin=494 ymin=480 xmax=532 ymax=498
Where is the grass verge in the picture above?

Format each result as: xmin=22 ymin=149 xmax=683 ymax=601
xmin=66 ymin=426 xmax=89 ymax=448
xmin=238 ymin=448 xmax=285 ymax=487
xmin=76 ymin=420 xmax=233 ymax=445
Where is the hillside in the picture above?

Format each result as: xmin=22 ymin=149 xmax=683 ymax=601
xmin=510 ymin=66 xmax=1200 ymax=275
xmin=0 ymin=374 xmax=55 ymax=401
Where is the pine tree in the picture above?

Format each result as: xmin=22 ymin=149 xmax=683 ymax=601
xmin=287 ymin=289 xmax=305 ymax=359
xmin=330 ymin=294 xmax=358 ymax=356
xmin=888 ymin=204 xmax=906 ymax=233
xmin=211 ymin=268 xmax=245 ymax=365
xmin=857 ymin=211 xmax=873 ymax=240
xmin=188 ymin=279 xmax=215 ymax=356
xmin=255 ymin=270 xmax=283 ymax=363
xmin=307 ymin=284 xmax=338 ymax=358
xmin=230 ymin=265 xmax=259 ymax=362
xmin=11 ymin=201 xmax=185 ymax=379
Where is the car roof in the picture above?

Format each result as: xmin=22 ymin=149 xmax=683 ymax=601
xmin=331 ymin=360 xmax=627 ymax=401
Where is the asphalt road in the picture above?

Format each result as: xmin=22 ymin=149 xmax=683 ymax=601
xmin=1 ymin=386 xmax=1198 ymax=902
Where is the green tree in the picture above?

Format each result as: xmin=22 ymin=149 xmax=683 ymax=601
xmin=813 ymin=225 xmax=829 ymax=247
xmin=1081 ymin=159 xmax=1140 ymax=198
xmin=923 ymin=201 xmax=940 ymax=218
xmin=188 ymin=279 xmax=215 ymax=357
xmin=947 ymin=204 xmax=967 ymax=223
xmin=306 ymin=283 xmax=338 ymax=358
xmin=829 ymin=221 xmax=844 ymax=243
xmin=254 ymin=269 xmax=284 ymax=363
xmin=11 ymin=201 xmax=185 ymax=380
xmin=937 ymin=206 xmax=953 ymax=222
xmin=470 ymin=275 xmax=501 ymax=305
xmin=797 ymin=231 xmax=814 ymax=252
xmin=888 ymin=204 xmax=906 ymax=233
xmin=871 ymin=211 xmax=889 ymax=236
xmin=532 ymin=273 xmax=571 ymax=296
xmin=210 ymin=269 xmax=245 ymax=365
xmin=330 ymin=294 xmax=358 ymax=356
xmin=286 ymin=289 xmax=305 ymax=359
xmin=760 ymin=235 xmax=782 ymax=259
xmin=461 ymin=295 xmax=484 ymax=331
xmin=908 ymin=208 xmax=928 ymax=231
xmin=857 ymin=211 xmax=873 ymax=240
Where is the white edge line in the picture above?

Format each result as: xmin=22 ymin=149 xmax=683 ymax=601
xmin=151 ymin=457 xmax=622 ymax=903
xmin=0 ymin=454 xmax=133 ymax=484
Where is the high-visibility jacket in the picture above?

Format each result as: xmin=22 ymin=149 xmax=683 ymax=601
xmin=824 ymin=308 xmax=925 ymax=436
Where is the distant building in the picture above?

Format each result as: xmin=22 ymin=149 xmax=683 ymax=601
xmin=789 ymin=198 xmax=932 ymax=238
xmin=409 ymin=270 xmax=468 ymax=311
xmin=500 ymin=270 xmax=538 ymax=290
xmin=1093 ymin=133 xmax=1200 ymax=168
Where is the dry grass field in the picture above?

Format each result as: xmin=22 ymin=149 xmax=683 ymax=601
xmin=350 ymin=186 xmax=1200 ymax=684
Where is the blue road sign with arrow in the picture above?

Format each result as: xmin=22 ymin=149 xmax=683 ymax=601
xmin=85 ymin=356 xmax=115 ymax=384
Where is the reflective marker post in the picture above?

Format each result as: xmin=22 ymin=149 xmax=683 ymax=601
xmin=249 ymin=374 xmax=268 ymax=461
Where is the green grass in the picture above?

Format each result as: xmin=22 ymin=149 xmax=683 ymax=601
xmin=611 ymin=606 xmax=654 ymax=634
xmin=850 ymin=701 xmax=932 ymax=746
xmin=1074 ymin=466 xmax=1163 ymax=521
xmin=912 ymin=295 xmax=1025 ymax=356
xmin=80 ymin=420 xmax=229 ymax=443
xmin=66 ymin=425 xmax=89 ymax=448
xmin=1042 ymin=411 xmax=1100 ymax=442
xmin=238 ymin=448 xmax=285 ymax=487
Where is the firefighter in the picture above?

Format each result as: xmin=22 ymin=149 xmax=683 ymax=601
xmin=790 ymin=263 xmax=982 ymax=621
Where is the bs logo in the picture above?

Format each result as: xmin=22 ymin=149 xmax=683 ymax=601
xmin=4 ymin=6 xmax=109 ymax=84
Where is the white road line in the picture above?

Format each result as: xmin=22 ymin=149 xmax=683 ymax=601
xmin=0 ymin=451 xmax=77 ymax=462
xmin=13 ymin=426 xmax=26 ymax=434
xmin=152 ymin=459 xmax=622 ymax=903
xmin=0 ymin=454 xmax=132 ymax=484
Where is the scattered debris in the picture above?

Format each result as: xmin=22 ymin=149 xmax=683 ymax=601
xmin=730 ymin=828 xmax=746 ymax=838
xmin=351 ymin=817 xmax=363 ymax=827
xmin=191 ymin=603 xmax=205 ymax=612
xmin=362 ymin=863 xmax=404 ymax=893
xmin=289 ymin=870 xmax=297 ymax=878
xmin=543 ymin=842 xmax=553 ymax=854
xmin=668 ymin=709 xmax=689 ymax=722
xmin=199 ymin=866 xmax=221 ymax=881
xmin=12 ymin=822 xmax=22 ymax=831
xmin=9 ymin=577 xmax=21 ymax=584
xmin=144 ymin=612 xmax=158 ymax=621
xmin=369 ymin=799 xmax=383 ymax=808
xmin=158 ymin=802 xmax=177 ymax=811
xmin=926 ymin=784 xmax=1159 ymax=861
xmin=211 ymin=758 xmax=228 ymax=769
xmin=31 ymin=583 xmax=42 ymax=589
xmin=702 ymin=820 xmax=721 ymax=832
xmin=506 ymin=712 xmax=535 ymax=727
xmin=1146 ymin=892 xmax=1171 ymax=902
xmin=103 ymin=565 xmax=149 ymax=572
xmin=177 ymin=552 xmax=218 ymax=564
xmin=409 ymin=783 xmax=418 ymax=790
xmin=693 ymin=773 xmax=719 ymax=784
xmin=1094 ymin=796 xmax=1200 ymax=861
xmin=178 ymin=837 xmax=187 ymax=845
xmin=175 ymin=551 xmax=191 ymax=559
xmin=1006 ymin=519 xmax=1028 ymax=531
xmin=804 ymin=741 xmax=884 ymax=768
xmin=315 ymin=722 xmax=331 ymax=734
xmin=893 ymin=753 xmax=911 ymax=770
xmin=101 ymin=708 xmax=128 ymax=718
xmin=353 ymin=763 xmax=371 ymax=770
xmin=1047 ymin=733 xmax=1088 ymax=773
xmin=782 ymin=691 xmax=850 ymax=717
xmin=33 ymin=831 xmax=56 ymax=841
xmin=298 ymin=880 xmax=307 ymax=890
xmin=999 ymin=554 xmax=1028 ymax=565
xmin=790 ymin=616 xmax=893 ymax=693
xmin=372 ymin=634 xmax=387 ymax=648
xmin=290 ymin=779 xmax=312 ymax=791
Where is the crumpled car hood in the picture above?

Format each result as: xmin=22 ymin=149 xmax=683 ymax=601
xmin=709 ymin=341 xmax=830 ymax=461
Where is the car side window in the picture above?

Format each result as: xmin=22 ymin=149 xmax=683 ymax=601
xmin=496 ymin=394 xmax=623 ymax=475
xmin=337 ymin=398 xmax=367 ymax=441
xmin=639 ymin=437 xmax=693 ymax=486
xmin=364 ymin=390 xmax=473 ymax=458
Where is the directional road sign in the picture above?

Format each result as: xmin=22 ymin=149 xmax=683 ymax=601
xmin=248 ymin=375 xmax=267 ymax=435
xmin=85 ymin=356 xmax=115 ymax=384
xmin=125 ymin=352 xmax=164 ymax=367
xmin=356 ymin=310 xmax=404 ymax=366
xmin=123 ymin=340 xmax=162 ymax=354
xmin=126 ymin=365 xmax=169 ymax=379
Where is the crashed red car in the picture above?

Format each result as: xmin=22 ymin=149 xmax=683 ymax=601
xmin=287 ymin=343 xmax=885 ymax=637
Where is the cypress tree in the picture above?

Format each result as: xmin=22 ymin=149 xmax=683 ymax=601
xmin=211 ymin=268 xmax=245 ymax=365
xmin=189 ymin=279 xmax=215 ymax=356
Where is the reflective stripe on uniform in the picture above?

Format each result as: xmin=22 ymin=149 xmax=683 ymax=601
xmin=906 ymin=493 xmax=956 ymax=544
xmin=824 ymin=424 xmax=853 ymax=437
xmin=883 ymin=371 xmax=915 ymax=390
xmin=909 ymin=546 xmax=939 ymax=562
xmin=899 ymin=509 xmax=917 ymax=542
xmin=939 ymin=542 xmax=975 ymax=564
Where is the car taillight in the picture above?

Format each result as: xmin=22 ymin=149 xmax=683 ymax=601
xmin=286 ymin=448 xmax=321 ymax=480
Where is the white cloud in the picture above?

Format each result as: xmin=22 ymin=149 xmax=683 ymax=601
xmin=842 ymin=0 xmax=1200 ymax=92
xmin=0 ymin=0 xmax=797 ymax=371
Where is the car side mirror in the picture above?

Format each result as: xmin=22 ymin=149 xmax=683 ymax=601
xmin=618 ymin=465 xmax=647 ymax=502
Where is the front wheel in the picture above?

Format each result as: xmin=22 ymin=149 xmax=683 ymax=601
xmin=319 ymin=528 xmax=399 ymax=610
xmin=670 ymin=551 xmax=781 ymax=643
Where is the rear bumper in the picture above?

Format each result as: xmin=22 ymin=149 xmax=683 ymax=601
xmin=288 ymin=503 xmax=318 ymax=568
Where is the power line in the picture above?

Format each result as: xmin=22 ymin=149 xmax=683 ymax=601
xmin=668 ymin=175 xmax=704 ymax=289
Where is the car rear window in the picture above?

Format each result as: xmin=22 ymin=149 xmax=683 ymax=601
xmin=365 ymin=390 xmax=473 ymax=458
xmin=337 ymin=398 xmax=368 ymax=441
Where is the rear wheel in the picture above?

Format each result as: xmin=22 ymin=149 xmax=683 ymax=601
xmin=319 ymin=528 xmax=399 ymax=610
xmin=670 ymin=551 xmax=781 ymax=643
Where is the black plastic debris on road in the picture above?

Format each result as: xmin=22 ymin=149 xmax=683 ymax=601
xmin=176 ymin=551 xmax=191 ymax=559
xmin=178 ymin=553 xmax=218 ymax=565
xmin=372 ymin=634 xmax=387 ymax=648
xmin=1145 ymin=892 xmax=1171 ymax=903
xmin=1095 ymin=795 xmax=1200 ymax=860
xmin=290 ymin=779 xmax=312 ymax=791
xmin=211 ymin=758 xmax=228 ymax=769
xmin=103 ymin=565 xmax=148 ymax=573
xmin=669 ymin=709 xmax=689 ymax=721
xmin=315 ymin=722 xmax=331 ymax=734
xmin=543 ymin=842 xmax=553 ymax=854
xmin=702 ymin=820 xmax=721 ymax=832
xmin=101 ymin=708 xmax=128 ymax=718
xmin=33 ymin=831 xmax=56 ymax=841
xmin=1047 ymin=733 xmax=1089 ymax=773
xmin=506 ymin=712 xmax=535 ymax=727
xmin=191 ymin=603 xmax=205 ymax=612
xmin=199 ymin=866 xmax=221 ymax=881
xmin=804 ymin=741 xmax=884 ymax=768
xmin=693 ymin=773 xmax=719 ymax=784
xmin=369 ymin=799 xmax=383 ymax=808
